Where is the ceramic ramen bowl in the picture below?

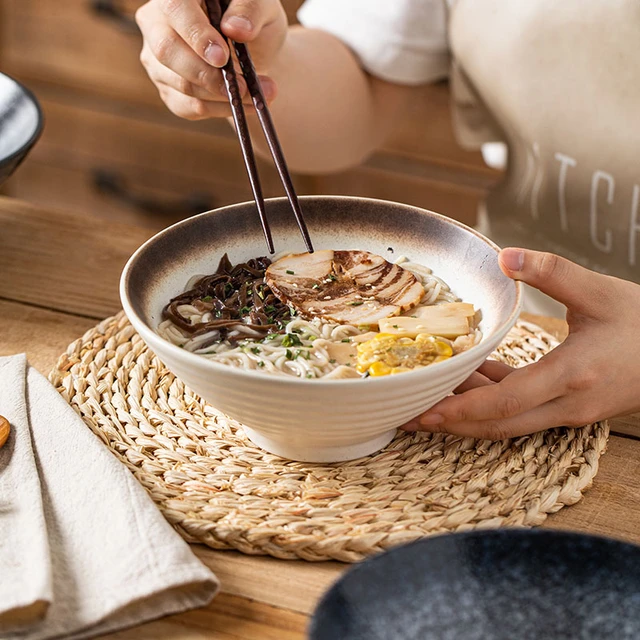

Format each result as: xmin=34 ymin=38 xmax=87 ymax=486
xmin=120 ymin=196 xmax=522 ymax=462
xmin=0 ymin=73 xmax=43 ymax=186
xmin=310 ymin=529 xmax=640 ymax=639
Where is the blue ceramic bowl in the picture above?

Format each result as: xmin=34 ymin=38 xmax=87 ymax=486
xmin=310 ymin=529 xmax=640 ymax=640
xmin=0 ymin=73 xmax=43 ymax=186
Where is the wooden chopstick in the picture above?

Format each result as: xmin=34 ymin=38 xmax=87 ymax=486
xmin=231 ymin=40 xmax=314 ymax=253
xmin=203 ymin=0 xmax=274 ymax=254
xmin=203 ymin=0 xmax=314 ymax=254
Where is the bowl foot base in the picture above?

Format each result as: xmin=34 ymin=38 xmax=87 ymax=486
xmin=241 ymin=427 xmax=397 ymax=463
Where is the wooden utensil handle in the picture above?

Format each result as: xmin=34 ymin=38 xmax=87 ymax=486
xmin=203 ymin=0 xmax=224 ymax=28
xmin=203 ymin=0 xmax=275 ymax=253
xmin=0 ymin=416 xmax=9 ymax=449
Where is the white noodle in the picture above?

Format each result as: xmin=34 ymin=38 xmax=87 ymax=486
xmin=158 ymin=257 xmax=480 ymax=379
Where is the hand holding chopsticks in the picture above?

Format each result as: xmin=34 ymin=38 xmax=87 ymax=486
xmin=203 ymin=0 xmax=314 ymax=255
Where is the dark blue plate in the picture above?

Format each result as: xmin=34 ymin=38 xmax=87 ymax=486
xmin=0 ymin=73 xmax=43 ymax=186
xmin=310 ymin=529 xmax=640 ymax=640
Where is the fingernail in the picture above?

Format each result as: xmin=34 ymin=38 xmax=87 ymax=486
xmin=501 ymin=248 xmax=525 ymax=273
xmin=205 ymin=42 xmax=226 ymax=67
xmin=224 ymin=15 xmax=253 ymax=32
xmin=419 ymin=413 xmax=444 ymax=426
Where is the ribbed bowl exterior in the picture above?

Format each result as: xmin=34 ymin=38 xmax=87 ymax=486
xmin=143 ymin=332 xmax=496 ymax=450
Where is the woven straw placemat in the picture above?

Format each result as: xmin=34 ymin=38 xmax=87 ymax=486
xmin=49 ymin=312 xmax=608 ymax=562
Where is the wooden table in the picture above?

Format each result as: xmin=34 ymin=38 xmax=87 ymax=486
xmin=1 ymin=197 xmax=640 ymax=639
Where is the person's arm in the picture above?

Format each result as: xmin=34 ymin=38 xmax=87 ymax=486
xmin=135 ymin=0 xmax=416 ymax=174
xmin=246 ymin=26 xmax=415 ymax=173
xmin=404 ymin=248 xmax=640 ymax=439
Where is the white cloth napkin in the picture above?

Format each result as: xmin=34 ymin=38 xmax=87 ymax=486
xmin=0 ymin=354 xmax=219 ymax=639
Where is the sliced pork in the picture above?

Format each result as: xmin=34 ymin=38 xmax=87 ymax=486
xmin=265 ymin=250 xmax=424 ymax=325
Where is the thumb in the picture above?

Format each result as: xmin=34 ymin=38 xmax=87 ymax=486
xmin=221 ymin=0 xmax=274 ymax=42
xmin=499 ymin=248 xmax=604 ymax=312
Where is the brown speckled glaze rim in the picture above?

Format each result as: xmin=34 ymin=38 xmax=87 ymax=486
xmin=120 ymin=195 xmax=523 ymax=386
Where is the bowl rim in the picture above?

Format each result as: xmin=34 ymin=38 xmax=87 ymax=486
xmin=120 ymin=195 xmax=523 ymax=387
xmin=0 ymin=72 xmax=44 ymax=168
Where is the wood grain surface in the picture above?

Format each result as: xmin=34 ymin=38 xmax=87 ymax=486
xmin=1 ymin=0 xmax=498 ymax=230
xmin=1 ymin=197 xmax=639 ymax=639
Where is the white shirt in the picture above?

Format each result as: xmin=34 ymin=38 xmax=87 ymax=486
xmin=298 ymin=0 xmax=451 ymax=86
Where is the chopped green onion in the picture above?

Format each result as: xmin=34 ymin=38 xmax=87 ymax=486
xmin=257 ymin=361 xmax=265 ymax=368
xmin=312 ymin=283 xmax=320 ymax=289
xmin=240 ymin=306 xmax=251 ymax=315
xmin=282 ymin=333 xmax=303 ymax=347
xmin=306 ymin=372 xmax=314 ymax=379
xmin=349 ymin=301 xmax=364 ymax=306
xmin=341 ymin=338 xmax=351 ymax=343
xmin=202 ymin=295 xmax=213 ymax=302
xmin=286 ymin=349 xmax=294 ymax=360
xmin=286 ymin=270 xmax=295 ymax=275
xmin=265 ymin=305 xmax=276 ymax=314
xmin=329 ymin=359 xmax=337 ymax=364
xmin=250 ymin=346 xmax=261 ymax=354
